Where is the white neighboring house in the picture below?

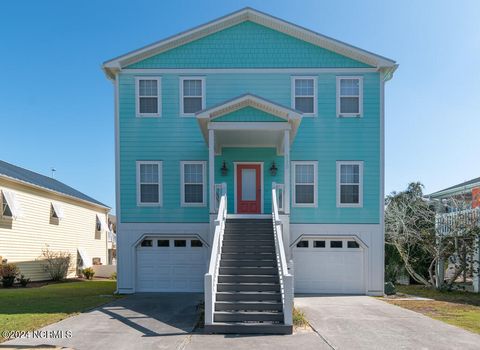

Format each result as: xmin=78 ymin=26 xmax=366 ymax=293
xmin=0 ymin=160 xmax=114 ymax=281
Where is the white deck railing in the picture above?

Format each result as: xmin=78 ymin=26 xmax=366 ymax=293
xmin=436 ymin=207 xmax=480 ymax=236
xmin=273 ymin=183 xmax=285 ymax=213
xmin=204 ymin=183 xmax=227 ymax=325
xmin=272 ymin=183 xmax=293 ymax=326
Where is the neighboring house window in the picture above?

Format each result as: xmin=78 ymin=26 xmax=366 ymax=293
xmin=292 ymin=77 xmax=316 ymax=115
xmin=337 ymin=161 xmax=363 ymax=207
xmin=336 ymin=76 xmax=363 ymax=117
xmin=181 ymin=161 xmax=206 ymax=206
xmin=51 ymin=203 xmax=64 ymax=220
xmin=136 ymin=161 xmax=163 ymax=206
xmin=1 ymin=192 xmax=12 ymax=218
xmin=181 ymin=77 xmax=205 ymax=115
xmin=136 ymin=77 xmax=161 ymax=117
xmin=292 ymin=161 xmax=318 ymax=207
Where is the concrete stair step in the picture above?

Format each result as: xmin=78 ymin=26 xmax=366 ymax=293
xmin=219 ymin=266 xmax=278 ymax=275
xmin=217 ymin=283 xmax=280 ymax=292
xmin=215 ymin=301 xmax=283 ymax=312
xmin=218 ymin=274 xmax=279 ymax=284
xmin=204 ymin=323 xmax=292 ymax=334
xmin=216 ymin=291 xmax=282 ymax=302
xmin=220 ymin=259 xmax=276 ymax=267
xmin=214 ymin=311 xmax=284 ymax=322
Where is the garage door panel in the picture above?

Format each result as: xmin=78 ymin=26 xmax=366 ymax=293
xmin=136 ymin=238 xmax=206 ymax=292
xmin=294 ymin=241 xmax=365 ymax=294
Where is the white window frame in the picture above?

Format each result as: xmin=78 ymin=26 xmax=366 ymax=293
xmin=180 ymin=161 xmax=207 ymax=207
xmin=336 ymin=161 xmax=364 ymax=208
xmin=336 ymin=76 xmax=363 ymax=118
xmin=292 ymin=161 xmax=318 ymax=207
xmin=180 ymin=77 xmax=206 ymax=116
xmin=136 ymin=161 xmax=163 ymax=207
xmin=135 ymin=77 xmax=161 ymax=117
xmin=291 ymin=76 xmax=317 ymax=116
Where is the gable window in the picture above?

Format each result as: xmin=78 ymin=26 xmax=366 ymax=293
xmin=292 ymin=77 xmax=316 ymax=115
xmin=292 ymin=161 xmax=317 ymax=207
xmin=181 ymin=77 xmax=205 ymax=115
xmin=136 ymin=161 xmax=163 ymax=206
xmin=337 ymin=161 xmax=363 ymax=207
xmin=181 ymin=161 xmax=206 ymax=206
xmin=136 ymin=77 xmax=161 ymax=117
xmin=337 ymin=77 xmax=363 ymax=117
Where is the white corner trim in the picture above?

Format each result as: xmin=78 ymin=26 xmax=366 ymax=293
xmin=291 ymin=76 xmax=317 ymax=117
xmin=180 ymin=161 xmax=207 ymax=207
xmin=336 ymin=76 xmax=363 ymax=118
xmin=291 ymin=161 xmax=318 ymax=208
xmin=136 ymin=161 xmax=163 ymax=207
xmin=135 ymin=76 xmax=162 ymax=118
xmin=179 ymin=76 xmax=206 ymax=117
xmin=336 ymin=160 xmax=364 ymax=208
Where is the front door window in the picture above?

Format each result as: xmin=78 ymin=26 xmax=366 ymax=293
xmin=237 ymin=164 xmax=261 ymax=214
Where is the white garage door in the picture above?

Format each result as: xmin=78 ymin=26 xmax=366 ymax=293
xmin=136 ymin=237 xmax=206 ymax=292
xmin=293 ymin=238 xmax=365 ymax=294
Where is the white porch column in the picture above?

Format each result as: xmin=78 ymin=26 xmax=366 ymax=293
xmin=283 ymin=130 xmax=290 ymax=214
xmin=209 ymin=129 xmax=215 ymax=214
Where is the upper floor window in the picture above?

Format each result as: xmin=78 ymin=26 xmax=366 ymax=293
xmin=292 ymin=77 xmax=317 ymax=115
xmin=136 ymin=161 xmax=163 ymax=206
xmin=181 ymin=77 xmax=205 ymax=115
xmin=336 ymin=77 xmax=363 ymax=117
xmin=136 ymin=77 xmax=161 ymax=117
xmin=181 ymin=161 xmax=206 ymax=206
xmin=292 ymin=161 xmax=318 ymax=207
xmin=337 ymin=161 xmax=363 ymax=207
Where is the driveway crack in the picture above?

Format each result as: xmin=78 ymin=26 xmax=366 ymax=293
xmin=308 ymin=322 xmax=336 ymax=350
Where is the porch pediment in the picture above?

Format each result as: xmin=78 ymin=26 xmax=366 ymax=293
xmin=196 ymin=94 xmax=302 ymax=153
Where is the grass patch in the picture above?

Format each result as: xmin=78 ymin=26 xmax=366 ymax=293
xmin=293 ymin=307 xmax=308 ymax=328
xmin=385 ymin=285 xmax=480 ymax=334
xmin=0 ymin=279 xmax=120 ymax=341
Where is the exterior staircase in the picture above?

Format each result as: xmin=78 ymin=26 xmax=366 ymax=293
xmin=205 ymin=218 xmax=292 ymax=334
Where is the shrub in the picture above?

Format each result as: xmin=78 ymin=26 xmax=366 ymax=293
xmin=110 ymin=272 xmax=117 ymax=280
xmin=384 ymin=282 xmax=396 ymax=295
xmin=1 ymin=263 xmax=19 ymax=288
xmin=293 ymin=307 xmax=308 ymax=328
xmin=18 ymin=274 xmax=30 ymax=287
xmin=82 ymin=267 xmax=95 ymax=280
xmin=41 ymin=248 xmax=71 ymax=281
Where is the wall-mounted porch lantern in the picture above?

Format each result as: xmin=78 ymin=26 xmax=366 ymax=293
xmin=220 ymin=161 xmax=228 ymax=176
xmin=269 ymin=161 xmax=278 ymax=176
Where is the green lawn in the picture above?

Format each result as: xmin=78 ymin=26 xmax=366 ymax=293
xmin=0 ymin=279 xmax=119 ymax=341
xmin=385 ymin=285 xmax=480 ymax=334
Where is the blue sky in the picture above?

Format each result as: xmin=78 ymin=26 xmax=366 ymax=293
xmin=1 ymin=0 xmax=478 ymax=212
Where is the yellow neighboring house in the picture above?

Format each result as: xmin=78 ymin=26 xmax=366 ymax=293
xmin=0 ymin=160 xmax=113 ymax=281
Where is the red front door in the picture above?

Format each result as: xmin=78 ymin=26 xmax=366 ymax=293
xmin=237 ymin=164 xmax=261 ymax=214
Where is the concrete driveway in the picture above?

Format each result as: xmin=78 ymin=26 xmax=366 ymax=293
xmin=4 ymin=293 xmax=327 ymax=350
xmin=295 ymin=295 xmax=480 ymax=350
xmin=5 ymin=294 xmax=480 ymax=350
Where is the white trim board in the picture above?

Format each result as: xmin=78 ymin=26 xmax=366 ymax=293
xmin=233 ymin=162 xmax=264 ymax=214
xmin=121 ymin=68 xmax=379 ymax=74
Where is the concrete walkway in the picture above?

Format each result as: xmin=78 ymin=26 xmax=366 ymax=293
xmin=5 ymin=294 xmax=480 ymax=349
xmin=295 ymin=295 xmax=480 ymax=350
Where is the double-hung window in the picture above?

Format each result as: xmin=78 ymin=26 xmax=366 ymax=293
xmin=292 ymin=161 xmax=318 ymax=207
xmin=136 ymin=77 xmax=161 ymax=117
xmin=181 ymin=77 xmax=205 ymax=115
xmin=136 ymin=161 xmax=162 ymax=206
xmin=292 ymin=77 xmax=317 ymax=115
xmin=337 ymin=161 xmax=363 ymax=207
xmin=336 ymin=76 xmax=363 ymax=117
xmin=181 ymin=161 xmax=206 ymax=206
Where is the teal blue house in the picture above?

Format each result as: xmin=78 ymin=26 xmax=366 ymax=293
xmin=103 ymin=8 xmax=397 ymax=332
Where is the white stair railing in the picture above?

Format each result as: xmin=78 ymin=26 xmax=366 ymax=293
xmin=204 ymin=183 xmax=227 ymax=325
xmin=272 ymin=183 xmax=293 ymax=326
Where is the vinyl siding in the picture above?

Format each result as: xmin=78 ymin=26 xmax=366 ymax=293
xmin=126 ymin=21 xmax=372 ymax=69
xmin=0 ymin=179 xmax=109 ymax=281
xmin=119 ymin=71 xmax=380 ymax=224
xmin=214 ymin=106 xmax=285 ymax=122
